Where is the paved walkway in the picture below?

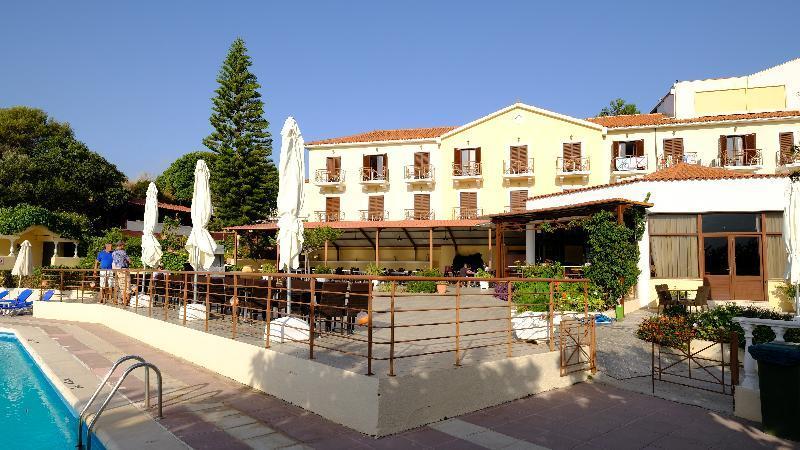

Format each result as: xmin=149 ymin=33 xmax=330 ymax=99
xmin=3 ymin=316 xmax=796 ymax=449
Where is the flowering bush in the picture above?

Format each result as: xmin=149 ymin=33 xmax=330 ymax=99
xmin=636 ymin=315 xmax=696 ymax=348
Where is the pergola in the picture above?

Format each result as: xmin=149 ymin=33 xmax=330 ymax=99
xmin=225 ymin=219 xmax=497 ymax=269
xmin=487 ymin=198 xmax=653 ymax=277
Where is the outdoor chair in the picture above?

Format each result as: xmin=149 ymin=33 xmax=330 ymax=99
xmin=347 ymin=282 xmax=370 ymax=333
xmin=0 ymin=290 xmax=8 ymax=300
xmin=317 ymin=282 xmax=348 ymax=332
xmin=286 ymin=278 xmax=311 ymax=317
xmin=0 ymin=289 xmax=35 ymax=315
xmin=655 ymin=284 xmax=675 ymax=314
xmin=690 ymin=286 xmax=710 ymax=312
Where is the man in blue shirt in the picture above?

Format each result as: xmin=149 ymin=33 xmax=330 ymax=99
xmin=94 ymin=242 xmax=113 ymax=303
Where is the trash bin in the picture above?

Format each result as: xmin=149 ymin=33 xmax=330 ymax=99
xmin=614 ymin=304 xmax=624 ymax=321
xmin=748 ymin=342 xmax=800 ymax=441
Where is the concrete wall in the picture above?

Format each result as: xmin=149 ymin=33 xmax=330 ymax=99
xmin=34 ymin=302 xmax=584 ymax=436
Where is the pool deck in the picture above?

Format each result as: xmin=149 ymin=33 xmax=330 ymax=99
xmin=2 ymin=315 xmax=796 ymax=449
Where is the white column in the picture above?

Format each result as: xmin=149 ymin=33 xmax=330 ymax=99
xmin=636 ymin=214 xmax=651 ymax=308
xmin=739 ymin=322 xmax=759 ymax=391
xmin=525 ymin=224 xmax=536 ymax=264
xmin=8 ymin=238 xmax=16 ymax=256
xmin=51 ymin=240 xmax=59 ymax=265
xmin=72 ymin=241 xmax=79 ymax=258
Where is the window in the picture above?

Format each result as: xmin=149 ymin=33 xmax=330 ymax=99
xmin=509 ymin=190 xmax=527 ymax=212
xmin=719 ymin=134 xmax=756 ymax=165
xmin=325 ymin=157 xmax=341 ymax=181
xmin=562 ymin=142 xmax=581 ymax=159
xmin=560 ymin=142 xmax=585 ymax=172
xmin=413 ymin=152 xmax=430 ymax=178
xmin=459 ymin=192 xmax=478 ymax=218
xmin=362 ymin=154 xmax=388 ymax=180
xmin=413 ymin=194 xmax=431 ymax=219
xmin=367 ymin=196 xmax=384 ymax=220
xmin=780 ymin=132 xmax=796 ymax=165
xmin=649 ymin=215 xmax=699 ymax=278
xmin=701 ymin=213 xmax=760 ymax=233
xmin=454 ymin=148 xmax=481 ymax=176
xmin=766 ymin=212 xmax=786 ymax=279
xmin=325 ymin=197 xmax=341 ymax=221
xmin=614 ymin=140 xmax=644 ymax=157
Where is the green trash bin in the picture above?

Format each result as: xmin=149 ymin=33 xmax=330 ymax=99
xmin=748 ymin=342 xmax=800 ymax=441
xmin=615 ymin=304 xmax=624 ymax=321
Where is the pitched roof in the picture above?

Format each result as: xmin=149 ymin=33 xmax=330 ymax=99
xmin=128 ymin=199 xmax=191 ymax=213
xmin=306 ymin=126 xmax=456 ymax=146
xmin=587 ymin=110 xmax=800 ymax=128
xmin=529 ymin=163 xmax=785 ymax=201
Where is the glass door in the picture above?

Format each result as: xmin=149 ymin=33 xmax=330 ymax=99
xmin=732 ymin=236 xmax=764 ymax=300
xmin=703 ymin=237 xmax=731 ymax=300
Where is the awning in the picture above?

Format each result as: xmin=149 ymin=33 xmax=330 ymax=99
xmin=486 ymin=198 xmax=653 ymax=226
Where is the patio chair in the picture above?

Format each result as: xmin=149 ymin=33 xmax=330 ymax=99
xmin=347 ymin=282 xmax=370 ymax=333
xmin=0 ymin=290 xmax=8 ymax=300
xmin=655 ymin=284 xmax=675 ymax=314
xmin=317 ymin=282 xmax=348 ymax=332
xmin=690 ymin=286 xmax=710 ymax=312
xmin=0 ymin=289 xmax=34 ymax=315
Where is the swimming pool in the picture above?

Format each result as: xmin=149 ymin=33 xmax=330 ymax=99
xmin=0 ymin=332 xmax=104 ymax=449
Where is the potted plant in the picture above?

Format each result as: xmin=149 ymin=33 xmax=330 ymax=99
xmin=313 ymin=265 xmax=332 ymax=282
xmin=475 ymin=267 xmax=491 ymax=290
xmin=436 ymin=280 xmax=448 ymax=294
xmin=364 ymin=263 xmax=382 ymax=287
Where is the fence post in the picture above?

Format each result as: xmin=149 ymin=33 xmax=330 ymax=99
xmin=731 ymin=331 xmax=739 ymax=387
xmin=163 ymin=272 xmax=170 ymax=321
xmin=231 ymin=274 xmax=238 ymax=340
xmin=583 ymin=281 xmax=589 ymax=321
xmin=148 ymin=270 xmax=154 ymax=318
xmin=182 ymin=273 xmax=188 ymax=326
xmin=591 ymin=319 xmax=597 ymax=374
xmin=367 ymin=282 xmax=373 ymax=376
xmin=309 ymin=277 xmax=316 ymax=360
xmin=651 ymin=341 xmax=655 ymax=394
xmin=205 ymin=274 xmax=210 ymax=332
xmin=506 ymin=280 xmax=513 ymax=358
xmin=59 ymin=271 xmax=64 ymax=301
xmin=134 ymin=271 xmax=140 ymax=311
xmin=389 ymin=280 xmax=396 ymax=377
xmin=548 ymin=281 xmax=555 ymax=352
xmin=455 ymin=281 xmax=461 ymax=366
xmin=265 ymin=279 xmax=272 ymax=349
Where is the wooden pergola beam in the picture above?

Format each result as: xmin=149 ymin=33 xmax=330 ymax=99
xmin=446 ymin=227 xmax=459 ymax=253
xmin=359 ymin=229 xmax=375 ymax=247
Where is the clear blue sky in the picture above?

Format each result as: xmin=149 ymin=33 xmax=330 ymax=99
xmin=2 ymin=0 xmax=798 ymax=178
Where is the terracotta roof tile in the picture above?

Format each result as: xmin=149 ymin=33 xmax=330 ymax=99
xmin=225 ymin=219 xmax=487 ymax=231
xmin=306 ymin=126 xmax=456 ymax=146
xmin=587 ymin=110 xmax=800 ymax=128
xmin=129 ymin=199 xmax=191 ymax=213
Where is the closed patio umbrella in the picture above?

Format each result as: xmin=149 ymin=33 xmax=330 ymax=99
xmin=11 ymin=240 xmax=32 ymax=288
xmin=141 ymin=182 xmax=163 ymax=268
xmin=784 ymin=178 xmax=800 ymax=318
xmin=185 ymin=160 xmax=216 ymax=271
xmin=276 ymin=117 xmax=305 ymax=314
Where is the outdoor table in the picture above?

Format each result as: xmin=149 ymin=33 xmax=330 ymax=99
xmin=668 ymin=289 xmax=696 ymax=304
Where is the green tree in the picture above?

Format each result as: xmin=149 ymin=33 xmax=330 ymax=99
xmin=203 ymin=38 xmax=278 ymax=226
xmin=598 ymin=98 xmax=641 ymax=116
xmin=125 ymin=175 xmax=153 ymax=200
xmin=156 ymin=151 xmax=215 ymax=205
xmin=0 ymin=106 xmax=128 ymax=229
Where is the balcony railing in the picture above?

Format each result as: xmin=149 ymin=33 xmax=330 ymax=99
xmin=315 ymin=211 xmax=344 ymax=222
xmin=711 ymin=149 xmax=763 ymax=168
xmin=404 ymin=209 xmax=435 ymax=220
xmin=452 ymin=162 xmax=482 ymax=178
xmin=404 ymin=165 xmax=435 ymax=181
xmin=778 ymin=150 xmax=800 ymax=167
xmin=657 ymin=152 xmax=700 ymax=169
xmin=612 ymin=155 xmax=648 ymax=172
xmin=556 ymin=157 xmax=590 ymax=174
xmin=359 ymin=210 xmax=388 ymax=221
xmin=503 ymin=158 xmax=534 ymax=177
xmin=360 ymin=167 xmax=389 ymax=183
xmin=313 ymin=169 xmax=345 ymax=185
xmin=452 ymin=207 xmax=483 ymax=220
xmin=504 ymin=205 xmax=527 ymax=213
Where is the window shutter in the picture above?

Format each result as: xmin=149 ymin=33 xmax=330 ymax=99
xmin=326 ymin=157 xmax=335 ymax=172
xmin=368 ymin=196 xmax=384 ymax=216
xmin=414 ymin=194 xmax=430 ymax=218
xmin=414 ymin=152 xmax=429 ymax=167
xmin=454 ymin=148 xmax=461 ymax=167
xmin=326 ymin=197 xmax=340 ymax=220
xmin=510 ymin=145 xmax=527 ymax=163
xmin=744 ymin=134 xmax=756 ymax=150
xmin=563 ymin=143 xmax=581 ymax=159
xmin=719 ymin=136 xmax=727 ymax=158
xmin=612 ymin=142 xmax=620 ymax=158
xmin=460 ymin=192 xmax=477 ymax=210
xmin=475 ymin=147 xmax=482 ymax=164
xmin=510 ymin=190 xmax=527 ymax=211
xmin=663 ymin=138 xmax=684 ymax=159
xmin=780 ymin=132 xmax=795 ymax=156
xmin=635 ymin=140 xmax=645 ymax=157
xmin=363 ymin=154 xmax=370 ymax=168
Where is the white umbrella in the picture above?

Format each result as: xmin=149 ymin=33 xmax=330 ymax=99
xmin=11 ymin=240 xmax=32 ymax=288
xmin=276 ymin=117 xmax=305 ymax=314
xmin=185 ymin=160 xmax=217 ymax=271
xmin=141 ymin=182 xmax=163 ymax=268
xmin=784 ymin=179 xmax=800 ymax=318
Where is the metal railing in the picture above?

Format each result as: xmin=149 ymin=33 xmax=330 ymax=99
xmin=314 ymin=211 xmax=344 ymax=222
xmin=711 ymin=149 xmax=763 ymax=168
xmin=612 ymin=155 xmax=648 ymax=172
xmin=314 ymin=169 xmax=345 ymax=184
xmin=556 ymin=157 xmax=590 ymax=173
xmin=404 ymin=165 xmax=435 ymax=181
xmin=657 ymin=152 xmax=700 ymax=169
xmin=503 ymin=159 xmax=534 ymax=176
xmin=778 ymin=150 xmax=800 ymax=166
xmin=359 ymin=210 xmax=388 ymax=221
xmin=404 ymin=209 xmax=435 ymax=220
xmin=39 ymin=268 xmax=595 ymax=377
xmin=504 ymin=205 xmax=527 ymax=213
xmin=452 ymin=162 xmax=482 ymax=177
xmin=452 ymin=207 xmax=483 ymax=220
xmin=360 ymin=167 xmax=389 ymax=182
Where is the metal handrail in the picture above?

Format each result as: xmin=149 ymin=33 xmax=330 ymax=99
xmin=76 ymin=355 xmax=146 ymax=449
xmin=84 ymin=362 xmax=163 ymax=450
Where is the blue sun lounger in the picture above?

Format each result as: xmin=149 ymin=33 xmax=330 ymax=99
xmin=0 ymin=289 xmax=34 ymax=315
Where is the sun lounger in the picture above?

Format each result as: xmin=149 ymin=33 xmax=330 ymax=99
xmin=0 ymin=289 xmax=33 ymax=315
xmin=0 ymin=290 xmax=8 ymax=300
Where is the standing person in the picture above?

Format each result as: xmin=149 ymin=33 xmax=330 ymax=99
xmin=93 ymin=242 xmax=114 ymax=303
xmin=112 ymin=241 xmax=131 ymax=304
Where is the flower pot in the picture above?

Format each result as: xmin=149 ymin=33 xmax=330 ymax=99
xmin=436 ymin=283 xmax=448 ymax=294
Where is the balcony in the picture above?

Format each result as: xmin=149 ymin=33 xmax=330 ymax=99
xmin=778 ymin=150 xmax=800 ymax=169
xmin=504 ymin=205 xmax=527 ymax=213
xmin=556 ymin=157 xmax=590 ymax=179
xmin=404 ymin=209 xmax=435 ymax=220
xmin=611 ymin=155 xmax=648 ymax=177
xmin=404 ymin=165 xmax=435 ymax=184
xmin=313 ymin=169 xmax=345 ymax=186
xmin=359 ymin=167 xmax=389 ymax=185
xmin=452 ymin=162 xmax=482 ymax=180
xmin=711 ymin=150 xmax=763 ymax=170
xmin=315 ymin=211 xmax=344 ymax=222
xmin=359 ymin=210 xmax=388 ymax=221
xmin=503 ymin=158 xmax=535 ymax=179
xmin=452 ymin=207 xmax=483 ymax=220
xmin=657 ymin=152 xmax=700 ymax=169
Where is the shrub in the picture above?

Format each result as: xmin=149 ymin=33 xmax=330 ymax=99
xmin=363 ymin=263 xmax=381 ymax=276
xmin=406 ymin=269 xmax=441 ymax=294
xmin=690 ymin=303 xmax=800 ymax=347
xmin=261 ymin=262 xmax=277 ymax=273
xmin=636 ymin=315 xmax=696 ymax=348
xmin=313 ymin=265 xmax=332 ymax=274
xmin=503 ymin=263 xmax=606 ymax=312
xmin=475 ymin=267 xmax=491 ymax=278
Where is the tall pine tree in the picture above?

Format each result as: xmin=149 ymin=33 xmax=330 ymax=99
xmin=203 ymin=38 xmax=278 ymax=226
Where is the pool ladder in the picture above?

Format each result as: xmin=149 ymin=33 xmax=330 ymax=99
xmin=76 ymin=355 xmax=163 ymax=449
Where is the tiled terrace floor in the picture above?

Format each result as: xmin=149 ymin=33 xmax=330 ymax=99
xmin=2 ymin=315 xmax=796 ymax=449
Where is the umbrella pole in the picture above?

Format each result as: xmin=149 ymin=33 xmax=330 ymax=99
xmin=795 ymin=283 xmax=799 ymax=319
xmin=286 ymin=273 xmax=292 ymax=315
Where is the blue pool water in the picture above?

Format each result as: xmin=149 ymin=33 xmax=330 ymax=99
xmin=0 ymin=333 xmax=104 ymax=449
